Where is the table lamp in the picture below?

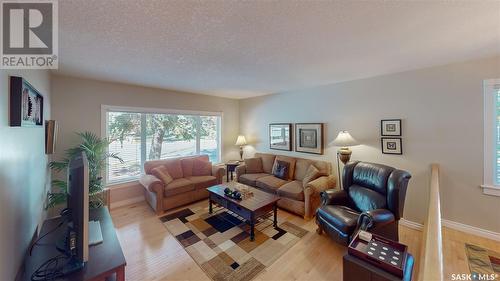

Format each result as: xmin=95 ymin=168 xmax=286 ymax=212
xmin=330 ymin=131 xmax=358 ymax=188
xmin=235 ymin=135 xmax=247 ymax=160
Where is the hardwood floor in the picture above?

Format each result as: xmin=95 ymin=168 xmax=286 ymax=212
xmin=110 ymin=201 xmax=499 ymax=281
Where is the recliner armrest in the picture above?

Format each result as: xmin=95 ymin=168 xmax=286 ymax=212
xmin=319 ymin=189 xmax=348 ymax=206
xmin=357 ymin=208 xmax=395 ymax=230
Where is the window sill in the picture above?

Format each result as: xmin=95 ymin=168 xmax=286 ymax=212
xmin=107 ymin=179 xmax=140 ymax=189
xmin=480 ymin=185 xmax=500 ymax=197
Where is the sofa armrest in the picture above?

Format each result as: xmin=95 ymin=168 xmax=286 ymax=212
xmin=305 ymin=175 xmax=336 ymax=193
xmin=212 ymin=164 xmax=226 ymax=184
xmin=319 ymin=189 xmax=348 ymax=206
xmin=235 ymin=164 xmax=247 ymax=181
xmin=139 ymin=174 xmax=164 ymax=194
xmin=357 ymin=209 xmax=395 ymax=230
xmin=304 ymin=175 xmax=337 ymax=219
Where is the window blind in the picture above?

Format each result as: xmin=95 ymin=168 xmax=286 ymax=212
xmin=106 ymin=110 xmax=221 ymax=184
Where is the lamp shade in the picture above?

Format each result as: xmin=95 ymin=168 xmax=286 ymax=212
xmin=330 ymin=131 xmax=358 ymax=147
xmin=235 ymin=135 xmax=247 ymax=146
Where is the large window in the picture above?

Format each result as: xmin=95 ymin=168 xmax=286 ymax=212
xmin=483 ymin=79 xmax=500 ymax=196
xmin=104 ymin=106 xmax=221 ymax=184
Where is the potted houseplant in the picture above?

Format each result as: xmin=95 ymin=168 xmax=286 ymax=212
xmin=46 ymin=131 xmax=123 ymax=209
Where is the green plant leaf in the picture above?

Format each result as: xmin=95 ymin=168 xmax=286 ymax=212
xmin=46 ymin=131 xmax=123 ymax=210
xmin=52 ymin=179 xmax=67 ymax=192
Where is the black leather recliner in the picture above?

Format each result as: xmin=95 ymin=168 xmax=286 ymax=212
xmin=316 ymin=161 xmax=411 ymax=245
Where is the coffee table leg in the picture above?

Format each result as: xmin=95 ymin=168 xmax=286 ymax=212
xmin=273 ymin=203 xmax=278 ymax=228
xmin=250 ymin=222 xmax=255 ymax=241
xmin=209 ymin=198 xmax=213 ymax=214
xmin=226 ymin=168 xmax=230 ymax=182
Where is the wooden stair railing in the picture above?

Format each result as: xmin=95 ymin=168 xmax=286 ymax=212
xmin=418 ymin=163 xmax=443 ymax=281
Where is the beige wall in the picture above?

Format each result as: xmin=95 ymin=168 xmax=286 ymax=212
xmin=51 ymin=75 xmax=240 ymax=203
xmin=0 ymin=70 xmax=51 ymax=280
xmin=239 ymin=56 xmax=500 ymax=233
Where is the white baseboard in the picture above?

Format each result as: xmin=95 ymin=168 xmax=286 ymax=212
xmin=441 ymin=219 xmax=500 ymax=242
xmin=399 ymin=218 xmax=500 ymax=242
xmin=399 ymin=218 xmax=424 ymax=231
xmin=111 ymin=196 xmax=144 ymax=209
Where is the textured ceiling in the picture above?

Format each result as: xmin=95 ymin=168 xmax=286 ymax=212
xmin=55 ymin=0 xmax=500 ymax=99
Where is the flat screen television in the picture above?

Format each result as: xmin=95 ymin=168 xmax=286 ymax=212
xmin=65 ymin=152 xmax=89 ymax=265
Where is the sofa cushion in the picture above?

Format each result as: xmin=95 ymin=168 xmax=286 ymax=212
xmin=164 ymin=178 xmax=195 ymax=197
xmin=255 ymin=153 xmax=276 ymax=174
xmin=144 ymin=155 xmax=210 ymax=176
xmin=348 ymin=185 xmax=387 ymax=212
xmin=187 ymin=176 xmax=217 ymax=190
xmin=294 ymin=159 xmax=314 ymax=181
xmin=277 ymin=180 xmax=305 ymax=201
xmin=273 ymin=155 xmax=296 ymax=180
xmin=272 ymin=160 xmax=290 ymax=180
xmin=165 ymin=159 xmax=184 ymax=179
xmin=181 ymin=158 xmax=194 ymax=177
xmin=256 ymin=175 xmax=288 ymax=194
xmin=317 ymin=205 xmax=360 ymax=234
xmin=239 ymin=173 xmax=269 ymax=186
xmin=244 ymin=158 xmax=264 ymax=174
xmin=302 ymin=164 xmax=321 ymax=187
xmin=151 ymin=165 xmax=173 ymax=185
xmin=193 ymin=158 xmax=212 ymax=176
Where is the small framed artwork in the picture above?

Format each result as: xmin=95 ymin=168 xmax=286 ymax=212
xmin=295 ymin=123 xmax=324 ymax=155
xmin=381 ymin=119 xmax=402 ymax=136
xmin=9 ymin=76 xmax=44 ymax=127
xmin=381 ymin=138 xmax=403 ymax=155
xmin=269 ymin=123 xmax=292 ymax=151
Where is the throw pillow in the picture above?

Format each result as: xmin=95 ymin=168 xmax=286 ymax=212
xmin=151 ymin=165 xmax=174 ymax=185
xmin=275 ymin=155 xmax=296 ymax=180
xmin=272 ymin=160 xmax=290 ymax=180
xmin=302 ymin=164 xmax=321 ymax=187
xmin=193 ymin=159 xmax=212 ymax=176
xmin=244 ymin=157 xmax=264 ymax=173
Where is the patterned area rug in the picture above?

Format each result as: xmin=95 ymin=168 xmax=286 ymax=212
xmin=160 ymin=206 xmax=309 ymax=281
xmin=465 ymin=244 xmax=500 ymax=277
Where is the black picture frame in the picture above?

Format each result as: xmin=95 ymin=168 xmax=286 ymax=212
xmin=295 ymin=123 xmax=324 ymax=155
xmin=381 ymin=119 xmax=402 ymax=136
xmin=269 ymin=123 xmax=292 ymax=151
xmin=9 ymin=76 xmax=44 ymax=127
xmin=381 ymin=137 xmax=403 ymax=155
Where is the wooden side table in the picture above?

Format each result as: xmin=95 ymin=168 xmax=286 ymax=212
xmin=225 ymin=161 xmax=241 ymax=182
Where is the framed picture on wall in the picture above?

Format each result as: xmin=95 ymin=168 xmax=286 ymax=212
xmin=381 ymin=137 xmax=403 ymax=155
xmin=9 ymin=76 xmax=44 ymax=127
xmin=295 ymin=123 xmax=324 ymax=154
xmin=381 ymin=119 xmax=402 ymax=136
xmin=269 ymin=123 xmax=292 ymax=151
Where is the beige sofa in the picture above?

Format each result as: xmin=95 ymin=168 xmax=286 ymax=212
xmin=139 ymin=155 xmax=225 ymax=215
xmin=236 ymin=152 xmax=336 ymax=219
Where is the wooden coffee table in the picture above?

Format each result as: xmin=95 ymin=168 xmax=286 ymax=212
xmin=207 ymin=183 xmax=280 ymax=241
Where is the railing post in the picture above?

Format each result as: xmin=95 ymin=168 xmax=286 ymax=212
xmin=419 ymin=163 xmax=443 ymax=281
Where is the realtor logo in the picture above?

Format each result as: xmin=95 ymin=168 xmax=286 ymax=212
xmin=1 ymin=0 xmax=58 ymax=69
